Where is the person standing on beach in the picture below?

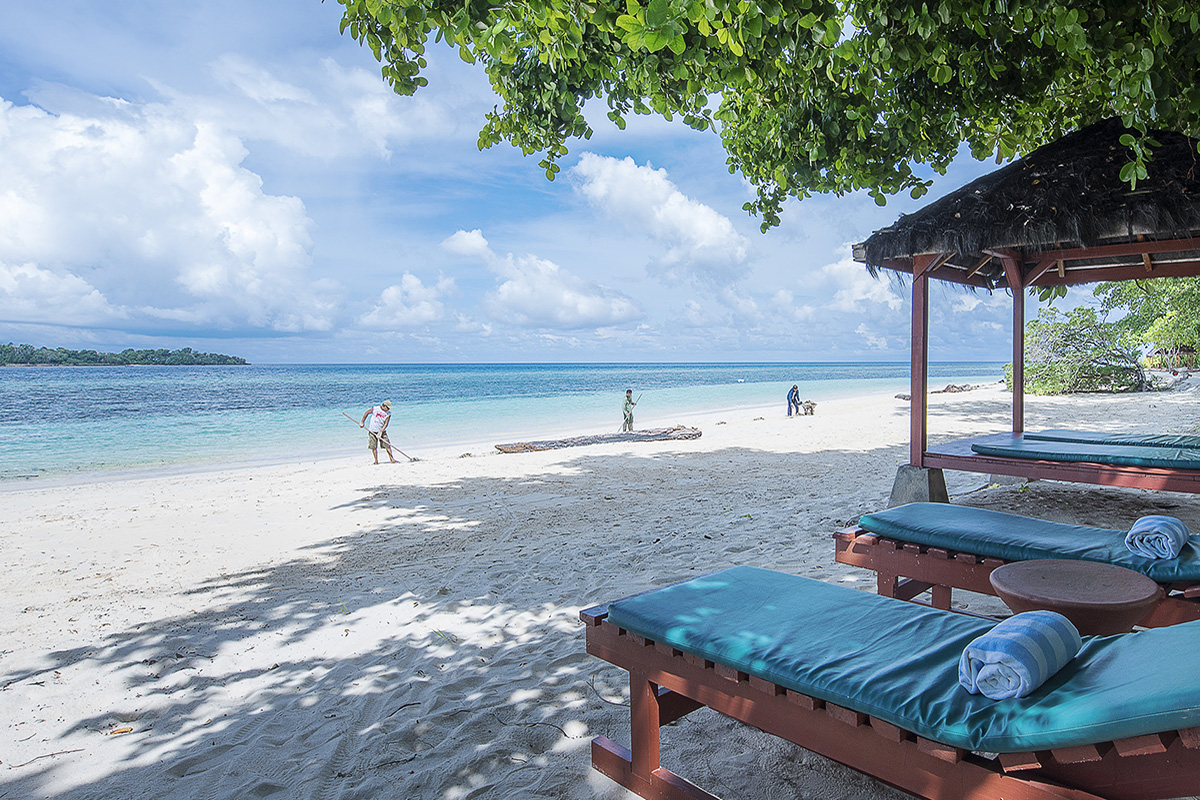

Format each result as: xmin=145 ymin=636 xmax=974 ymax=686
xmin=360 ymin=400 xmax=399 ymax=464
xmin=787 ymin=384 xmax=801 ymax=417
xmin=622 ymin=389 xmax=636 ymax=432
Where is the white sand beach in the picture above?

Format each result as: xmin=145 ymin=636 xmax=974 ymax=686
xmin=4 ymin=381 xmax=1200 ymax=800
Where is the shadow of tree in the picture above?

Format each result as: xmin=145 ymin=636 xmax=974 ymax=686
xmin=9 ymin=429 xmax=1195 ymax=800
xmin=1 ymin=442 xmax=916 ymax=800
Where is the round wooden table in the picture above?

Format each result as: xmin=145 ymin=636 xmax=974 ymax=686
xmin=989 ymin=559 xmax=1163 ymax=635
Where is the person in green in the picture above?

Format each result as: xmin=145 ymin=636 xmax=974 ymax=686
xmin=622 ymin=389 xmax=636 ymax=432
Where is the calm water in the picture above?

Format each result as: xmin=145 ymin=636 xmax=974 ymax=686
xmin=0 ymin=362 xmax=1003 ymax=482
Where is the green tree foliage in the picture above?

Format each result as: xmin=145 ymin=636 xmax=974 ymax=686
xmin=1094 ymin=277 xmax=1200 ymax=364
xmin=1009 ymin=306 xmax=1148 ymax=394
xmin=337 ymin=0 xmax=1200 ymax=228
xmin=0 ymin=344 xmax=248 ymax=366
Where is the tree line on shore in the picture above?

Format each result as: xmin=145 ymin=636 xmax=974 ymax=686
xmin=1015 ymin=277 xmax=1200 ymax=395
xmin=0 ymin=343 xmax=248 ymax=366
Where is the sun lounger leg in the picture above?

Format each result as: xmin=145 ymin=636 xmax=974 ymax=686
xmin=591 ymin=670 xmax=718 ymax=800
xmin=630 ymin=671 xmax=661 ymax=778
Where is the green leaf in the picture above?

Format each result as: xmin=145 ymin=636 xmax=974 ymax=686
xmin=644 ymin=29 xmax=671 ymax=51
xmin=646 ymin=0 xmax=670 ymax=28
xmin=615 ymin=14 xmax=641 ymax=32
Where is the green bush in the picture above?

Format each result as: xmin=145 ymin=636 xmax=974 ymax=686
xmin=1006 ymin=307 xmax=1148 ymax=395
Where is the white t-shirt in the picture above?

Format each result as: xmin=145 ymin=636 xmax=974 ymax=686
xmin=367 ymin=406 xmax=390 ymax=434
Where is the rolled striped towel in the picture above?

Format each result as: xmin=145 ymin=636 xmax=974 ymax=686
xmin=1126 ymin=515 xmax=1190 ymax=559
xmin=959 ymin=611 xmax=1082 ymax=700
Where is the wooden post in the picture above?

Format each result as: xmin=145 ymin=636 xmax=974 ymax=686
xmin=1001 ymin=257 xmax=1025 ymax=436
xmin=910 ymin=260 xmax=932 ymax=466
xmin=1013 ymin=283 xmax=1025 ymax=434
xmin=629 ymin=671 xmax=661 ymax=781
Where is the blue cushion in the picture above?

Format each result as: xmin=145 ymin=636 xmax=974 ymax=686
xmin=857 ymin=502 xmax=1200 ymax=582
xmin=970 ymin=435 xmax=1200 ymax=470
xmin=1026 ymin=429 xmax=1200 ymax=450
xmin=606 ymin=566 xmax=1200 ymax=753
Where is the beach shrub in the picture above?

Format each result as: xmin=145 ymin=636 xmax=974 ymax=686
xmin=1007 ymin=307 xmax=1149 ymax=394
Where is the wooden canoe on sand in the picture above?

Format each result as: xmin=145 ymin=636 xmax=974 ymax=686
xmin=495 ymin=426 xmax=701 ymax=453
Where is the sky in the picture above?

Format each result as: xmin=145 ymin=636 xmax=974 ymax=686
xmin=0 ymin=0 xmax=1029 ymax=364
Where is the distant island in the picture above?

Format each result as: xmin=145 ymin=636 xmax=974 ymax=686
xmin=1 ymin=343 xmax=248 ymax=366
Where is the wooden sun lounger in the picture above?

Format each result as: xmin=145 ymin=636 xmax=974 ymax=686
xmin=833 ymin=526 xmax=1200 ymax=628
xmin=583 ymin=599 xmax=1200 ymax=800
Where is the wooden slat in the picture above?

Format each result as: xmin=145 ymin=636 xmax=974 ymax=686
xmin=713 ymin=663 xmax=745 ymax=683
xmin=1112 ymin=733 xmax=1169 ymax=757
xmin=998 ymin=752 xmax=1042 ymax=772
xmin=967 ymin=253 xmax=993 ymax=277
xmin=1180 ymin=727 xmax=1200 ymax=749
xmin=654 ymin=641 xmax=678 ymax=657
xmin=868 ymin=717 xmax=910 ymax=743
xmin=786 ymin=691 xmax=822 ymax=711
xmin=750 ymin=675 xmax=784 ymax=696
xmin=929 ymin=547 xmax=950 ymax=559
xmin=1050 ymin=744 xmax=1104 ymax=764
xmin=917 ymin=736 xmax=964 ymax=763
xmin=826 ymin=703 xmax=868 ymax=727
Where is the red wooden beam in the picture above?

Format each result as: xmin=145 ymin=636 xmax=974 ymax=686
xmin=910 ymin=265 xmax=931 ymax=467
xmin=1035 ymin=258 xmax=1200 ymax=287
xmin=1029 ymin=237 xmax=1200 ymax=264
xmin=1013 ymin=284 xmax=1025 ymax=434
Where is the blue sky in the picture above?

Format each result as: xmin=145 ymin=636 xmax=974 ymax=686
xmin=0 ymin=0 xmax=1025 ymax=363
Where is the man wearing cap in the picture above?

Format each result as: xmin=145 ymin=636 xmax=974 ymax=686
xmin=360 ymin=400 xmax=399 ymax=464
xmin=621 ymin=389 xmax=636 ymax=432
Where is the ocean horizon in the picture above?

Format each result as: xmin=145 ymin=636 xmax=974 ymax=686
xmin=0 ymin=361 xmax=1004 ymax=483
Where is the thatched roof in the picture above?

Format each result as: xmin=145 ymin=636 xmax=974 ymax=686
xmin=854 ymin=119 xmax=1200 ymax=288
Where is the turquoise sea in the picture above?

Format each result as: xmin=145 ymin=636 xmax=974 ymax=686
xmin=0 ymin=362 xmax=1003 ymax=483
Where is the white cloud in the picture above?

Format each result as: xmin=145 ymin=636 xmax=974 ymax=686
xmin=440 ymin=229 xmax=491 ymax=260
xmin=854 ymin=322 xmax=889 ymax=350
xmin=820 ymin=248 xmax=905 ymax=313
xmin=488 ymin=253 xmax=642 ymax=329
xmin=182 ymin=54 xmax=456 ymax=159
xmin=571 ymin=153 xmax=748 ymax=284
xmin=442 ymin=227 xmax=642 ymax=329
xmin=0 ymin=92 xmax=336 ymax=333
xmin=769 ymin=289 xmax=816 ymax=322
xmin=0 ymin=261 xmax=125 ymax=325
xmin=359 ymin=273 xmax=455 ymax=329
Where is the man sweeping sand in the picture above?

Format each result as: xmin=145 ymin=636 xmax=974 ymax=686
xmin=360 ymin=399 xmax=398 ymax=464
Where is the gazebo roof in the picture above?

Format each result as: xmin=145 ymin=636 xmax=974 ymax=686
xmin=853 ymin=119 xmax=1200 ymax=289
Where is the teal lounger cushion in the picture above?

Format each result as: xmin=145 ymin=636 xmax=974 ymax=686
xmin=857 ymin=502 xmax=1200 ymax=583
xmin=1025 ymin=429 xmax=1200 ymax=450
xmin=605 ymin=566 xmax=1200 ymax=753
xmin=970 ymin=435 xmax=1200 ymax=470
